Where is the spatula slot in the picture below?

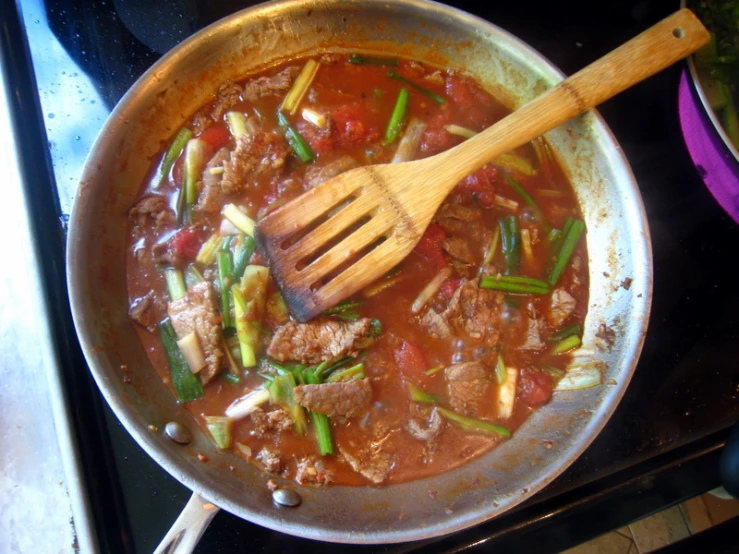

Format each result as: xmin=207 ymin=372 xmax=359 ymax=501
xmin=278 ymin=193 xmax=359 ymax=251
xmin=295 ymin=214 xmax=373 ymax=271
xmin=309 ymin=234 xmax=389 ymax=293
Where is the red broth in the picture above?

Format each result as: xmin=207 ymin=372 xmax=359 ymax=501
xmin=126 ymin=54 xmax=588 ymax=486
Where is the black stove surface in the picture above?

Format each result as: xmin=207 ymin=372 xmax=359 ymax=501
xmin=5 ymin=0 xmax=739 ymax=552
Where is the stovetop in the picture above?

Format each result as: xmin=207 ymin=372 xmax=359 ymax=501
xmin=5 ymin=0 xmax=738 ymax=551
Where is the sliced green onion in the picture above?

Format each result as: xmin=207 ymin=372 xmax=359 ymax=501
xmin=480 ymin=275 xmax=550 ymax=295
xmin=392 ymin=117 xmax=427 ymax=163
xmin=232 ymin=265 xmax=269 ymax=367
xmin=548 ymin=218 xmax=585 ymax=286
xmin=387 ymin=71 xmax=445 ymax=104
xmin=265 ymin=291 xmax=290 ymax=325
xmin=506 ymin=176 xmax=551 ymax=232
xmin=495 ymin=153 xmax=537 ymax=177
xmin=362 ymin=273 xmax=408 ymax=297
xmin=425 ymin=365 xmax=444 ymax=376
xmin=478 ymin=226 xmax=501 ymax=276
xmin=204 ymin=416 xmax=233 ymax=449
xmin=184 ymin=138 xmax=207 ymax=205
xmin=222 ymin=204 xmax=256 ymax=237
xmin=384 ymin=88 xmax=409 ymax=146
xmin=495 ymin=352 xmax=507 ymax=385
xmin=551 ymin=334 xmax=581 ymax=354
xmin=269 ymin=372 xmax=308 ymax=435
xmin=301 ymin=107 xmax=327 ymax=129
xmin=348 ymin=54 xmax=398 ymax=66
xmin=315 ymin=357 xmax=353 ymax=381
xmin=225 ymin=111 xmax=248 ymax=138
xmin=158 ymin=319 xmax=204 ymax=403
xmin=303 ymin=368 xmax=334 ymax=455
xmin=277 ymin=110 xmax=315 ymax=163
xmin=165 ymin=268 xmax=186 ymax=301
xmin=281 ymin=59 xmax=320 ymax=115
xmin=232 ymin=287 xmax=257 ymax=367
xmin=322 ymin=299 xmax=364 ymax=316
xmin=496 ymin=366 xmax=517 ymax=420
xmin=222 ymin=372 xmax=241 ymax=385
xmin=196 ymin=234 xmax=224 ymax=265
xmin=555 ymin=367 xmax=601 ymax=391
xmin=155 ymin=127 xmax=192 ymax=188
xmin=499 ymin=215 xmax=521 ymax=275
xmin=176 ymin=332 xmax=206 ymax=374
xmin=184 ymin=264 xmax=205 ymax=288
xmin=532 ymin=137 xmax=556 ymax=185
xmin=445 ymin=124 xmax=477 ymax=139
xmin=225 ymin=387 xmax=270 ymax=420
xmin=437 ymin=407 xmax=510 ymax=438
xmin=326 ymin=362 xmax=364 ymax=382
xmin=542 ymin=365 xmax=566 ymax=380
xmin=549 ymin=323 xmax=582 ymax=342
xmin=408 ymin=384 xmax=438 ymax=404
xmin=231 ymin=235 xmax=256 ymax=281
xmin=217 ymin=251 xmax=233 ymax=328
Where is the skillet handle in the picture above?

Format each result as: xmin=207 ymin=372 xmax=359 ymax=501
xmin=153 ymin=493 xmax=220 ymax=554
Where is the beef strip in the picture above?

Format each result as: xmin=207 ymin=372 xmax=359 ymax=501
xmin=295 ymin=457 xmax=335 ymax=486
xmin=212 ymin=81 xmax=242 ymax=121
xmin=438 ymin=203 xmax=482 ymax=222
xmin=256 ymin=447 xmax=282 ymax=473
xmin=249 ymin=407 xmax=293 ymax=438
xmin=151 ymin=240 xmax=183 ymax=268
xmin=267 ymin=318 xmax=374 ymax=363
xmin=445 ymin=360 xmax=491 ymax=416
xmin=304 ymin=155 xmax=359 ymax=188
xmin=442 ymin=237 xmax=476 ymax=264
xmin=519 ymin=303 xmax=545 ymax=351
xmin=549 ymin=288 xmax=576 ymax=327
xmin=220 ymin=131 xmax=290 ymax=195
xmin=128 ymin=291 xmax=166 ymax=333
xmin=195 ymin=147 xmax=230 ymax=213
xmin=293 ymin=379 xmax=372 ymax=418
xmin=242 ymin=66 xmax=300 ymax=103
xmin=442 ymin=278 xmax=503 ymax=343
xmin=167 ymin=281 xmax=223 ymax=384
xmin=339 ymin=445 xmax=394 ymax=484
xmin=129 ymin=195 xmax=174 ymax=230
xmin=418 ymin=308 xmax=451 ymax=339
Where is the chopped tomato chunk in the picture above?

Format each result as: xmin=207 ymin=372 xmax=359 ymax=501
xmin=170 ymin=228 xmax=203 ymax=262
xmin=456 ymin=164 xmax=498 ymax=207
xmin=198 ymin=124 xmax=231 ymax=151
xmin=413 ymin=223 xmax=448 ymax=269
xmin=518 ymin=367 xmax=554 ymax=407
xmin=439 ymin=277 xmax=463 ymax=299
xmin=394 ymin=340 xmax=428 ymax=378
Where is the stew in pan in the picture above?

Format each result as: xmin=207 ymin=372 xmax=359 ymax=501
xmin=126 ymin=54 xmax=589 ymax=486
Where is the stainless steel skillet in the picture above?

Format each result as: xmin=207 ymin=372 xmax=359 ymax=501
xmin=66 ymin=0 xmax=652 ymax=547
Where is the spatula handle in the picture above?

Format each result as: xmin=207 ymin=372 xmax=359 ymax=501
xmin=431 ymin=8 xmax=709 ymax=183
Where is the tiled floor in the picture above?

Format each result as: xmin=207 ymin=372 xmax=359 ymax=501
xmin=562 ymin=490 xmax=739 ymax=553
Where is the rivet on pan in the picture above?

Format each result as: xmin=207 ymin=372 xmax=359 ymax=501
xmin=272 ymin=488 xmax=302 ymax=508
xmin=165 ymin=422 xmax=192 ymax=445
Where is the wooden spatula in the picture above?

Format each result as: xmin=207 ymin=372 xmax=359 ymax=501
xmin=255 ymin=9 xmax=708 ymax=322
